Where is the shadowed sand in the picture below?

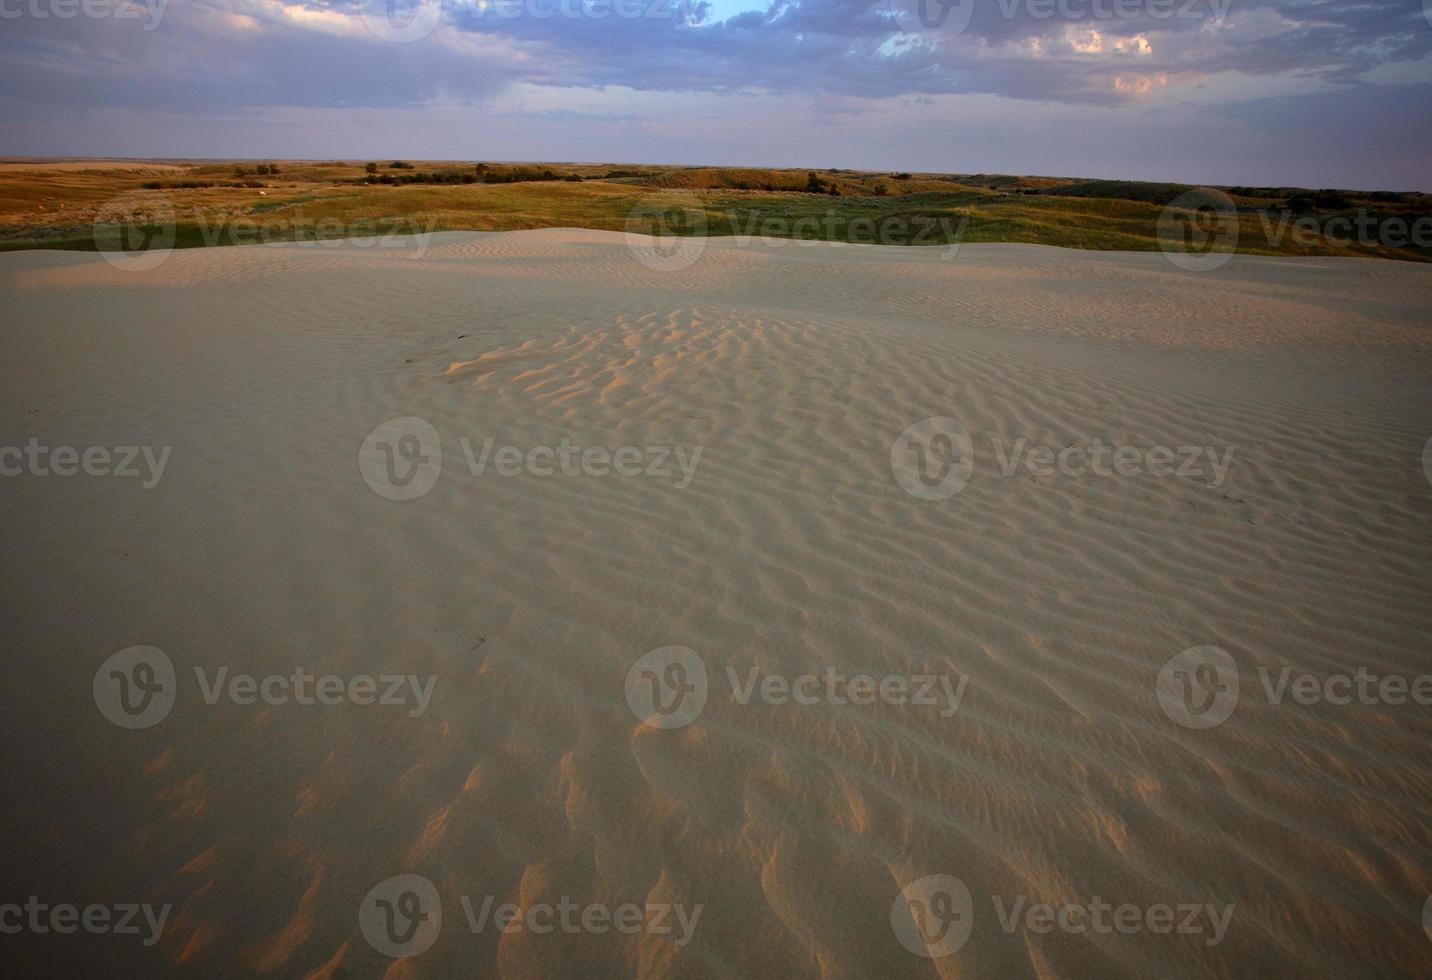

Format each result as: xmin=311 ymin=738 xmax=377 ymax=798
xmin=1 ymin=230 xmax=1430 ymax=977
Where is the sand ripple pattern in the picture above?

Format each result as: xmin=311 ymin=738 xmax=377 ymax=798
xmin=1 ymin=231 xmax=1431 ymax=978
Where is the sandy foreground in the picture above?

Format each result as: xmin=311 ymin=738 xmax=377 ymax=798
xmin=1 ymin=229 xmax=1430 ymax=978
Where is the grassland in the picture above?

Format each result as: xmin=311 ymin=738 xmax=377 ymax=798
xmin=1 ymin=158 xmax=1429 ymax=262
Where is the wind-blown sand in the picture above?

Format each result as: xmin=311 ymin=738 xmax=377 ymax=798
xmin=1 ymin=230 xmax=1430 ymax=977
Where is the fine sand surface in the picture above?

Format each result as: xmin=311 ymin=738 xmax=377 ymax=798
xmin=1 ymin=230 xmax=1430 ymax=978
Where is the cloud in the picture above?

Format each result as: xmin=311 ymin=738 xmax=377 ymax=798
xmin=0 ymin=0 xmax=1427 ymax=186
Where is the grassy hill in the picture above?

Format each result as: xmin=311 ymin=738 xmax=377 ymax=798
xmin=1 ymin=159 xmax=1428 ymax=262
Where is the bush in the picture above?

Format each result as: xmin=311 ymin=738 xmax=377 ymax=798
xmin=366 ymin=162 xmax=379 ymax=174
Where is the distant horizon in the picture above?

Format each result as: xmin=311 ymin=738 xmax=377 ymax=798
xmin=3 ymin=154 xmax=1429 ymax=195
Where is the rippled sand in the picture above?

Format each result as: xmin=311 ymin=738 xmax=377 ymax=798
xmin=2 ymin=231 xmax=1430 ymax=977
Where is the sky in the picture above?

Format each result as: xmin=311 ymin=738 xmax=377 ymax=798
xmin=1 ymin=0 xmax=1430 ymax=189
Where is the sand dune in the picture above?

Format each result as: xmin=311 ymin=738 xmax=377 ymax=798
xmin=1 ymin=231 xmax=1430 ymax=977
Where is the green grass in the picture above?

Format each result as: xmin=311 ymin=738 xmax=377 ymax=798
xmin=2 ymin=161 xmax=1429 ymax=262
